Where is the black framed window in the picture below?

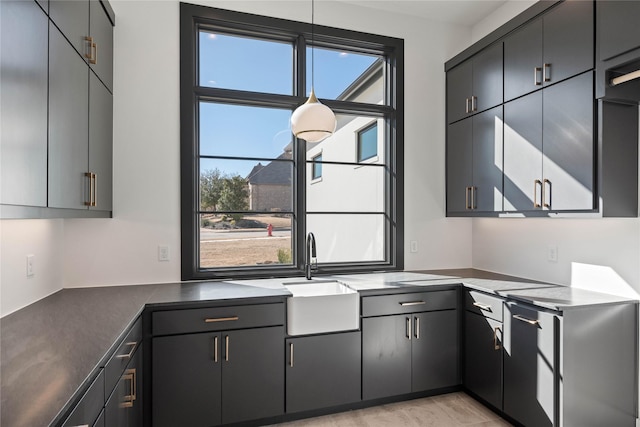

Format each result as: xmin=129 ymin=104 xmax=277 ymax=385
xmin=180 ymin=3 xmax=404 ymax=280
xmin=311 ymin=154 xmax=322 ymax=180
xmin=357 ymin=122 xmax=378 ymax=162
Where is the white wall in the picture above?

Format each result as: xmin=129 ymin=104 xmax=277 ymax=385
xmin=1 ymin=0 xmax=473 ymax=316
xmin=470 ymin=2 xmax=640 ymax=298
xmin=0 ymin=220 xmax=64 ymax=315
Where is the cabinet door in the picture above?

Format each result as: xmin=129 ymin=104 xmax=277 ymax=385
xmin=542 ymin=72 xmax=594 ymax=211
xmin=542 ymin=0 xmax=593 ymax=86
xmin=503 ymin=90 xmax=543 ymax=211
xmin=89 ymin=0 xmax=113 ymax=91
xmin=222 ymin=327 xmax=284 ymax=424
xmin=286 ymin=331 xmax=361 ymax=413
xmin=49 ymin=0 xmax=89 ymax=59
xmin=412 ymin=310 xmax=459 ymax=392
xmin=0 ymin=0 xmax=48 ymax=207
xmin=89 ymin=73 xmax=113 ymax=211
xmin=598 ymin=1 xmax=640 ymax=61
xmin=504 ymin=18 xmax=543 ymax=101
xmin=446 ymin=118 xmax=473 ymax=214
xmin=464 ymin=312 xmax=503 ymax=410
xmin=504 ymin=304 xmax=556 ymax=427
xmin=362 ymin=315 xmax=411 ymax=400
xmin=473 ymin=42 xmax=503 ymax=113
xmin=152 ymin=333 xmax=222 ymax=427
xmin=446 ymin=60 xmax=473 ymax=124
xmin=105 ymin=345 xmax=142 ymax=427
xmin=472 ymin=106 xmax=503 ymax=212
xmin=49 ymin=24 xmax=89 ymax=209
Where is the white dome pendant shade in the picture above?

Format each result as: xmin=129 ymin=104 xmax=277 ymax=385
xmin=291 ymin=88 xmax=337 ymax=143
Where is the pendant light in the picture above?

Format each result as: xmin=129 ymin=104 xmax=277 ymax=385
xmin=290 ymin=0 xmax=337 ymax=143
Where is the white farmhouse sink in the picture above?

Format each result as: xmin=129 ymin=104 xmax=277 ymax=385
xmin=284 ymin=280 xmax=360 ymax=336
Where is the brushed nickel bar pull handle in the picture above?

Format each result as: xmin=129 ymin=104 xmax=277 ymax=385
xmin=414 ymin=316 xmax=420 ymax=340
xmin=472 ymin=302 xmax=492 ymax=311
xmin=465 ymin=187 xmax=471 ymax=210
xmin=471 ymin=186 xmax=477 ymax=209
xmin=213 ymin=336 xmax=218 ymax=363
xmin=84 ymin=36 xmax=93 ymax=60
xmin=92 ymin=173 xmax=97 ymax=207
xmin=406 ymin=317 xmax=412 ymax=340
xmin=129 ymin=368 xmax=137 ymax=402
xmin=120 ymin=370 xmax=135 ymax=408
xmin=611 ymin=69 xmax=640 ymax=86
xmin=543 ymin=179 xmax=551 ymax=208
xmin=513 ymin=314 xmax=539 ymax=325
xmin=472 ymin=95 xmax=477 ymax=112
xmin=115 ymin=342 xmax=137 ymax=359
xmin=225 ymin=335 xmax=229 ymax=361
xmin=543 ymin=63 xmax=551 ymax=82
xmin=205 ymin=316 xmax=239 ymax=323
xmin=84 ymin=172 xmax=93 ymax=206
xmin=534 ymin=67 xmax=542 ymax=85
xmin=91 ymin=40 xmax=97 ymax=64
xmin=400 ymin=301 xmax=426 ymax=306
xmin=465 ymin=97 xmax=470 ymax=114
xmin=494 ymin=327 xmax=501 ymax=350
xmin=290 ymin=343 xmax=294 ymax=367
xmin=534 ymin=179 xmax=542 ymax=208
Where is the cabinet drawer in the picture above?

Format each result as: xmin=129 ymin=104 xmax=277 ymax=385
xmin=362 ymin=290 xmax=458 ymax=317
xmin=105 ymin=317 xmax=142 ymax=396
xmin=465 ymin=290 xmax=503 ymax=322
xmin=152 ymin=303 xmax=285 ymax=336
xmin=63 ymin=369 xmax=105 ymax=427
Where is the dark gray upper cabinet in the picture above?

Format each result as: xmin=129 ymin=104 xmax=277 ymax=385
xmin=89 ymin=72 xmax=113 ymax=212
xmin=447 ymin=43 xmax=503 ymax=124
xmin=48 ymin=23 xmax=90 ymax=209
xmin=286 ymin=331 xmax=361 ymax=414
xmin=0 ymin=0 xmax=48 ymax=207
xmin=447 ymin=106 xmax=503 ymax=215
xmin=504 ymin=72 xmax=594 ymax=212
xmin=49 ymin=0 xmax=90 ymax=61
xmin=89 ymin=0 xmax=113 ymax=91
xmin=503 ymin=303 xmax=556 ymax=427
xmin=504 ymin=1 xmax=593 ymax=102
xmin=598 ymin=1 xmax=640 ymax=62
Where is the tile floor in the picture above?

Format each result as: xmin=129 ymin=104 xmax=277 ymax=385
xmin=271 ymin=392 xmax=512 ymax=427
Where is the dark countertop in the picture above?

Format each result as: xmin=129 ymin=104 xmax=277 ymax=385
xmin=1 ymin=269 xmax=636 ymax=427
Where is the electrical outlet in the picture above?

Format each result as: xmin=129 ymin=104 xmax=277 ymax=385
xmin=26 ymin=254 xmax=35 ymax=277
xmin=410 ymin=240 xmax=418 ymax=253
xmin=158 ymin=245 xmax=170 ymax=262
xmin=547 ymin=245 xmax=558 ymax=263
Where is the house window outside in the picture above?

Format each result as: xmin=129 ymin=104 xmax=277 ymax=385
xmin=180 ymin=4 xmax=404 ymax=280
xmin=312 ymin=154 xmax=322 ymax=180
xmin=358 ymin=123 xmax=377 ymax=162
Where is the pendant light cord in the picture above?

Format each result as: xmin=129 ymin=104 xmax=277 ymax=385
xmin=311 ymin=0 xmax=315 ymax=90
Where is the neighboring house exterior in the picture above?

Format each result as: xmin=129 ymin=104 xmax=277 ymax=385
xmin=246 ymin=151 xmax=292 ymax=212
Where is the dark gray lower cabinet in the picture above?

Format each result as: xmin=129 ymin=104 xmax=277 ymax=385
xmin=464 ymin=312 xmax=502 ymax=411
xmin=152 ymin=326 xmax=284 ymax=427
xmin=286 ymin=331 xmax=361 ymax=413
xmin=503 ymin=303 xmax=556 ymax=427
xmin=105 ymin=344 xmax=143 ymax=427
xmin=362 ymin=310 xmax=458 ymax=400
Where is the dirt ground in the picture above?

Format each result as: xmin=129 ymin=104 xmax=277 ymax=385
xmin=200 ymin=215 xmax=293 ymax=267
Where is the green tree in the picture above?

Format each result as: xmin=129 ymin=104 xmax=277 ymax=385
xmin=219 ymin=175 xmax=249 ymax=221
xmin=200 ymin=168 xmax=224 ymax=210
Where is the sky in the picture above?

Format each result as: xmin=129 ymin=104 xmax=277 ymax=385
xmin=198 ymin=31 xmax=378 ymax=177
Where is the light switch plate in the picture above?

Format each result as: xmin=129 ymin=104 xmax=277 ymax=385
xmin=547 ymin=245 xmax=558 ymax=263
xmin=410 ymin=240 xmax=418 ymax=253
xmin=158 ymin=245 xmax=170 ymax=262
xmin=26 ymin=254 xmax=35 ymax=277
